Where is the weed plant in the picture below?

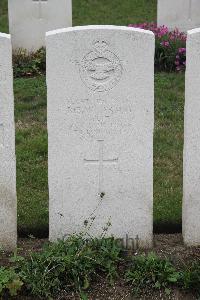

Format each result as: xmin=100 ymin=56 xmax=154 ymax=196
xmin=125 ymin=252 xmax=180 ymax=296
xmin=17 ymin=235 xmax=122 ymax=298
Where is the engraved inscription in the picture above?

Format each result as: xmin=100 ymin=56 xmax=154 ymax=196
xmin=32 ymin=0 xmax=48 ymax=19
xmin=65 ymin=101 xmax=132 ymax=115
xmin=80 ymin=40 xmax=122 ymax=92
xmin=84 ymin=140 xmax=118 ymax=193
xmin=64 ymin=97 xmax=134 ymax=139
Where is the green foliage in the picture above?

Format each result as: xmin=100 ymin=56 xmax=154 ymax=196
xmin=155 ymin=35 xmax=186 ymax=72
xmin=9 ymin=250 xmax=25 ymax=264
xmin=179 ymin=261 xmax=200 ymax=295
xmin=17 ymin=236 xmax=122 ymax=298
xmin=13 ymin=48 xmax=46 ymax=78
xmin=0 ymin=267 xmax=23 ymax=297
xmin=2 ymin=244 xmax=200 ymax=299
xmin=125 ymin=252 xmax=180 ymax=296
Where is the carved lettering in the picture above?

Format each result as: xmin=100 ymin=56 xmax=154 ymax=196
xmin=65 ymin=98 xmax=132 ymax=114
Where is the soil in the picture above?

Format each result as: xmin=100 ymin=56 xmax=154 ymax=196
xmin=0 ymin=234 xmax=199 ymax=300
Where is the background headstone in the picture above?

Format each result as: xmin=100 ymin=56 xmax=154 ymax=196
xmin=0 ymin=33 xmax=17 ymax=251
xmin=47 ymin=25 xmax=154 ymax=248
xmin=183 ymin=28 xmax=200 ymax=246
xmin=8 ymin=0 xmax=72 ymax=52
xmin=158 ymin=0 xmax=200 ymax=32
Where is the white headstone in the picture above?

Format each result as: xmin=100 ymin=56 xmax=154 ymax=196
xmin=158 ymin=0 xmax=200 ymax=32
xmin=8 ymin=0 xmax=72 ymax=52
xmin=47 ymin=26 xmax=154 ymax=248
xmin=0 ymin=33 xmax=17 ymax=251
xmin=183 ymin=28 xmax=200 ymax=246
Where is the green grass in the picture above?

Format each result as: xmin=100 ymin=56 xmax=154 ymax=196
xmin=1 ymin=0 xmax=184 ymax=234
xmin=0 ymin=0 xmax=8 ymax=33
xmin=14 ymin=77 xmax=48 ymax=236
xmin=154 ymin=73 xmax=184 ymax=232
xmin=73 ymin=0 xmax=157 ymax=27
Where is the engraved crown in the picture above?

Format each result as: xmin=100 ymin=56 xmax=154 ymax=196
xmin=93 ymin=40 xmax=108 ymax=52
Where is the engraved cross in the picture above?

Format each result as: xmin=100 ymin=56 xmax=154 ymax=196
xmin=32 ymin=0 xmax=48 ymax=19
xmin=84 ymin=140 xmax=118 ymax=194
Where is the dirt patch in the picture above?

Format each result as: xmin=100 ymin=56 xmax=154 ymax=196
xmin=153 ymin=234 xmax=200 ymax=267
xmin=57 ymin=279 xmax=195 ymax=300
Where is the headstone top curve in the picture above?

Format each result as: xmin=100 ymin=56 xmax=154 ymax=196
xmin=0 ymin=33 xmax=11 ymax=40
xmin=188 ymin=28 xmax=200 ymax=35
xmin=46 ymin=25 xmax=154 ymax=38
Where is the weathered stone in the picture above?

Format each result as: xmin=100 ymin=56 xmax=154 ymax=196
xmin=0 ymin=33 xmax=17 ymax=251
xmin=8 ymin=0 xmax=72 ymax=51
xmin=183 ymin=28 xmax=200 ymax=246
xmin=47 ymin=26 xmax=154 ymax=248
xmin=158 ymin=0 xmax=200 ymax=32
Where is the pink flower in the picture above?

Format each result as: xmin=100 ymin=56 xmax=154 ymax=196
xmin=161 ymin=41 xmax=169 ymax=47
xmin=178 ymin=47 xmax=186 ymax=54
xmin=127 ymin=22 xmax=186 ymax=72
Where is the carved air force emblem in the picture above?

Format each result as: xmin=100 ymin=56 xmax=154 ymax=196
xmin=80 ymin=40 xmax=122 ymax=92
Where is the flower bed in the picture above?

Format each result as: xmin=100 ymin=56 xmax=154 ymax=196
xmin=128 ymin=23 xmax=186 ymax=72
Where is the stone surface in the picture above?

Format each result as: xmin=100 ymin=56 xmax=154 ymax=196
xmin=0 ymin=33 xmax=17 ymax=251
xmin=47 ymin=25 xmax=154 ymax=248
xmin=158 ymin=0 xmax=200 ymax=32
xmin=183 ymin=28 xmax=200 ymax=246
xmin=8 ymin=0 xmax=72 ymax=51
